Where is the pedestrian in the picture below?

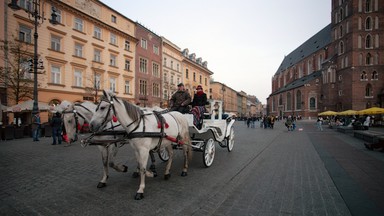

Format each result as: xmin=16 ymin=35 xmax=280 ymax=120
xmin=169 ymin=83 xmax=191 ymax=114
xmin=363 ymin=115 xmax=371 ymax=130
xmin=51 ymin=112 xmax=63 ymax=145
xmin=317 ymin=116 xmax=323 ymax=131
xmin=32 ymin=112 xmax=41 ymax=141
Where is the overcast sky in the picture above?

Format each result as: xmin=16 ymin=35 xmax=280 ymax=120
xmin=101 ymin=0 xmax=331 ymax=104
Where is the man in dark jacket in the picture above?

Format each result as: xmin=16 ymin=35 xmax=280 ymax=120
xmin=170 ymin=83 xmax=191 ymax=114
xmin=51 ymin=112 xmax=63 ymax=145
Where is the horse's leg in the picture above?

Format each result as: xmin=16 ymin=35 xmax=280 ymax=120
xmin=97 ymin=146 xmax=109 ymax=188
xmin=149 ymin=151 xmax=157 ymax=177
xmin=134 ymin=147 xmax=152 ymax=200
xmin=164 ymin=144 xmax=174 ymax=180
xmin=108 ymin=144 xmax=128 ymax=172
xmin=132 ymin=150 xmax=140 ymax=178
xmin=181 ymin=144 xmax=190 ymax=177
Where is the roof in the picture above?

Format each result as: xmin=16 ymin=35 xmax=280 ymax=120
xmin=270 ymin=70 xmax=322 ymax=96
xmin=274 ymin=24 xmax=332 ymax=76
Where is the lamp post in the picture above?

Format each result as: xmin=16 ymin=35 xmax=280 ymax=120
xmin=8 ymin=0 xmax=58 ymax=115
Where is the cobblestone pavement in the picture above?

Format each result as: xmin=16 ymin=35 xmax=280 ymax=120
xmin=0 ymin=120 xmax=383 ymax=216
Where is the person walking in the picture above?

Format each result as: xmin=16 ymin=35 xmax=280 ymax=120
xmin=169 ymin=83 xmax=191 ymax=114
xmin=32 ymin=112 xmax=41 ymax=141
xmin=317 ymin=116 xmax=323 ymax=131
xmin=51 ymin=112 xmax=63 ymax=145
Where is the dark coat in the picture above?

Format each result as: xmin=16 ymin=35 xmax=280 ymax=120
xmin=191 ymin=93 xmax=207 ymax=107
xmin=170 ymin=90 xmax=191 ymax=109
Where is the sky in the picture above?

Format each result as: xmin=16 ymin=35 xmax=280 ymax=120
xmin=101 ymin=0 xmax=331 ymax=104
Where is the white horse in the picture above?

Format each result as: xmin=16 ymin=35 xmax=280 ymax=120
xmin=58 ymin=100 xmax=129 ymax=188
xmin=90 ymin=90 xmax=192 ymax=200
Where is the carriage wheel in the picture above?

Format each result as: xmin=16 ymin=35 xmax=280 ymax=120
xmin=203 ymin=138 xmax=215 ymax=167
xmin=226 ymin=127 xmax=235 ymax=152
xmin=158 ymin=147 xmax=169 ymax=162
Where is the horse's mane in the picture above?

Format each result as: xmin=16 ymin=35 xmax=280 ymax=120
xmin=122 ymin=99 xmax=142 ymax=122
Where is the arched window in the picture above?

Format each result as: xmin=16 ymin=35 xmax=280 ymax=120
xmin=366 ymin=53 xmax=372 ymax=65
xmin=286 ymin=92 xmax=292 ymax=111
xmin=339 ymin=25 xmax=343 ymax=37
xmin=309 ymin=97 xmax=316 ymax=110
xmin=365 ymin=17 xmax=372 ymax=30
xmin=372 ymin=71 xmax=378 ymax=80
xmin=365 ymin=83 xmax=372 ymax=97
xmin=365 ymin=0 xmax=372 ymax=12
xmin=365 ymin=35 xmax=372 ymax=48
xmin=279 ymin=95 xmax=283 ymax=106
xmin=361 ymin=71 xmax=368 ymax=80
xmin=296 ymin=90 xmax=302 ymax=110
xmin=339 ymin=41 xmax=344 ymax=54
xmin=339 ymin=8 xmax=344 ymax=21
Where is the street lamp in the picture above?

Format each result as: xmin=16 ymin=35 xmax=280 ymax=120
xmin=8 ymin=0 xmax=58 ymax=114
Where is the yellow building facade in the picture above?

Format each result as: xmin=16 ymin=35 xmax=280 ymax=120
xmin=1 ymin=0 xmax=137 ymax=122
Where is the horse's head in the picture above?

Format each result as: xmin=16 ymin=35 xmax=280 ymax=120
xmin=62 ymin=109 xmax=79 ymax=143
xmin=90 ymin=90 xmax=117 ymax=132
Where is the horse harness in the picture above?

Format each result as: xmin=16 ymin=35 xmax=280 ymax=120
xmin=95 ymin=95 xmax=185 ymax=151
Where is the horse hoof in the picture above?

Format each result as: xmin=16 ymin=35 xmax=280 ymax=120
xmin=153 ymin=171 xmax=158 ymax=178
xmin=132 ymin=172 xmax=139 ymax=178
xmin=123 ymin=165 xmax=128 ymax=172
xmin=181 ymin=171 xmax=188 ymax=177
xmin=134 ymin=193 xmax=144 ymax=200
xmin=164 ymin=174 xmax=171 ymax=180
xmin=97 ymin=182 xmax=106 ymax=188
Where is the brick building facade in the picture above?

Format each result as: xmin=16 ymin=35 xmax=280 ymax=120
xmin=267 ymin=0 xmax=384 ymax=119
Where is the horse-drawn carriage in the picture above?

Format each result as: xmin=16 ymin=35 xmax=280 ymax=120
xmin=59 ymin=90 xmax=235 ymax=199
xmin=158 ymin=100 xmax=235 ymax=167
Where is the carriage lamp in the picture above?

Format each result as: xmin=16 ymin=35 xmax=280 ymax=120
xmin=8 ymin=0 xmax=58 ymax=114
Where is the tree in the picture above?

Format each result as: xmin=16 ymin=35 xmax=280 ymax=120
xmin=0 ymin=39 xmax=38 ymax=104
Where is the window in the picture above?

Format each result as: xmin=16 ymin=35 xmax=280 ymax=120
xmin=309 ymin=97 xmax=316 ymax=110
xmin=94 ymin=26 xmax=102 ymax=39
xmin=110 ymin=33 xmax=117 ymax=45
xmin=110 ymin=54 xmax=117 ymax=66
xmin=199 ymin=75 xmax=202 ymax=84
xmin=286 ymin=92 xmax=292 ymax=110
xmin=124 ymin=81 xmax=130 ymax=94
xmin=19 ymin=25 xmax=32 ymax=43
xmin=366 ymin=53 xmax=372 ymax=65
xmin=94 ymin=49 xmax=101 ymax=62
xmin=296 ymin=90 xmax=302 ymax=110
xmin=141 ymin=39 xmax=147 ymax=49
xmin=153 ymin=45 xmax=159 ymax=55
xmin=152 ymin=83 xmax=160 ymax=97
xmin=361 ymin=71 xmax=368 ymax=80
xmin=170 ymin=75 xmax=174 ymax=85
xmin=365 ymin=83 xmax=372 ymax=97
xmin=124 ymin=59 xmax=130 ymax=71
xmin=139 ymin=58 xmax=148 ymax=73
xmin=95 ymin=74 xmax=101 ymax=89
xmin=279 ymin=95 xmax=282 ymax=105
xmin=185 ymin=69 xmax=189 ymax=79
xmin=177 ymin=64 xmax=179 ymax=72
xmin=163 ymin=57 xmax=167 ymax=66
xmin=163 ymin=73 xmax=168 ymax=83
xmin=52 ymin=8 xmax=62 ymax=23
xmin=51 ymin=35 xmax=61 ymax=51
xmin=193 ymin=72 xmax=196 ymax=81
xmin=365 ymin=0 xmax=372 ymax=12
xmin=171 ymin=61 xmax=173 ymax=69
xmin=366 ymin=35 xmax=372 ymax=48
xmin=205 ymin=78 xmax=207 ymax=85
xmin=109 ymin=77 xmax=116 ymax=92
xmin=163 ymin=90 xmax=168 ymax=100
xmin=365 ymin=17 xmax=372 ymax=30
xmin=51 ymin=65 xmax=61 ymax=84
xmin=153 ymin=63 xmax=160 ymax=77
xmin=74 ymin=17 xmax=83 ymax=32
xmin=139 ymin=80 xmax=147 ymax=95
xmin=74 ymin=43 xmax=83 ymax=57
xmin=19 ymin=0 xmax=32 ymax=11
xmin=372 ymin=71 xmax=378 ymax=80
xmin=125 ymin=40 xmax=130 ymax=51
xmin=74 ymin=69 xmax=82 ymax=87
xmin=111 ymin=15 xmax=117 ymax=23
xmin=339 ymin=41 xmax=344 ymax=54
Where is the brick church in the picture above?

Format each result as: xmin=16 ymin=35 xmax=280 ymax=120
xmin=267 ymin=0 xmax=384 ymax=119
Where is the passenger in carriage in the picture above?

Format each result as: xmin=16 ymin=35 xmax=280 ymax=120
xmin=169 ymin=83 xmax=191 ymax=114
xmin=191 ymin=85 xmax=208 ymax=129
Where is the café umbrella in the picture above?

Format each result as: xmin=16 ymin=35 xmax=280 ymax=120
xmin=337 ymin=110 xmax=358 ymax=116
xmin=357 ymin=107 xmax=384 ymax=115
xmin=318 ymin=110 xmax=338 ymax=116
xmin=7 ymin=100 xmax=51 ymax=112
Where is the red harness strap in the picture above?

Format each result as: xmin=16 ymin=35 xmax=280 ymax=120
xmin=165 ymin=135 xmax=184 ymax=145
